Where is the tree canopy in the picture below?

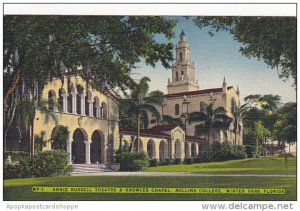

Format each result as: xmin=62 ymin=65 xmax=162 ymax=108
xmin=193 ymin=17 xmax=296 ymax=86
xmin=4 ymin=16 xmax=176 ymax=130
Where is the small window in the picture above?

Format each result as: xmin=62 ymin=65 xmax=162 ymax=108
xmin=179 ymin=52 xmax=183 ymax=62
xmin=175 ymin=104 xmax=180 ymax=115
xmin=176 ymin=72 xmax=179 ymax=81
xmin=231 ymin=98 xmax=236 ymax=112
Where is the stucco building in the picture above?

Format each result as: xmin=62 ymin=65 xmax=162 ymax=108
xmin=4 ymin=31 xmax=242 ymax=166
xmin=148 ymin=31 xmax=243 ymax=147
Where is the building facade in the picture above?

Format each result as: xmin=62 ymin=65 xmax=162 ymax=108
xmin=5 ymin=74 xmax=120 ymax=165
xmin=5 ymin=31 xmax=242 ymax=166
xmin=149 ymin=31 xmax=243 ymax=146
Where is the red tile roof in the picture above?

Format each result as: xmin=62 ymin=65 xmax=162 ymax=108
xmin=164 ymin=86 xmax=233 ymax=98
xmin=149 ymin=125 xmax=178 ymax=131
xmin=120 ymin=125 xmax=207 ymax=142
xmin=120 ymin=128 xmax=169 ymax=138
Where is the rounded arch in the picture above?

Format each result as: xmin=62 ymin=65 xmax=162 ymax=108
xmin=72 ymin=128 xmax=88 ymax=164
xmin=174 ymin=139 xmax=181 ymax=159
xmin=5 ymin=126 xmax=22 ymax=151
xmin=48 ymin=90 xmax=56 ymax=111
xmin=191 ymin=143 xmax=197 ymax=158
xmin=101 ymin=102 xmax=107 ymax=119
xmin=159 ymin=140 xmax=168 ymax=161
xmin=91 ymin=130 xmax=105 ymax=163
xmin=133 ymin=138 xmax=143 ymax=152
xmin=76 ymin=84 xmax=84 ymax=114
xmin=93 ymin=96 xmax=100 ymax=117
xmin=67 ymin=84 xmax=74 ymax=113
xmin=147 ymin=139 xmax=156 ymax=159
xmin=175 ymin=104 xmax=180 ymax=115
xmin=51 ymin=125 xmax=69 ymax=150
xmin=85 ymin=90 xmax=92 ymax=116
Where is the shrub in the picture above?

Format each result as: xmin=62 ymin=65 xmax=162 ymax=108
xmin=212 ymin=141 xmax=247 ymax=161
xmin=32 ymin=150 xmax=71 ymax=177
xmin=131 ymin=160 xmax=150 ymax=171
xmin=4 ymin=151 xmax=30 ymax=164
xmin=174 ymin=158 xmax=182 ymax=164
xmin=118 ymin=150 xmax=149 ymax=171
xmin=184 ymin=158 xmax=193 ymax=164
xmin=193 ymin=158 xmax=201 ymax=163
xmin=245 ymin=145 xmax=256 ymax=158
xmin=159 ymin=158 xmax=173 ymax=166
xmin=4 ymin=150 xmax=71 ymax=179
xmin=279 ymin=153 xmax=295 ymax=157
xmin=149 ymin=159 xmax=158 ymax=167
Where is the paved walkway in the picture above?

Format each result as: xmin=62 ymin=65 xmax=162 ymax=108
xmin=71 ymin=171 xmax=296 ymax=177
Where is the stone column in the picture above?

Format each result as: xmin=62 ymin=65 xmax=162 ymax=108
xmin=61 ymin=94 xmax=68 ymax=113
xmin=80 ymin=94 xmax=85 ymax=115
xmin=100 ymin=106 xmax=104 ymax=118
xmin=71 ymin=92 xmax=77 ymax=114
xmin=84 ymin=140 xmax=92 ymax=164
xmin=66 ymin=141 xmax=72 ymax=165
xmin=96 ymin=106 xmax=101 ymax=118
xmin=88 ymin=100 xmax=93 ymax=116
xmin=195 ymin=143 xmax=199 ymax=158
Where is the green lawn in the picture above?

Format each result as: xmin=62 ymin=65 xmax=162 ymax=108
xmin=145 ymin=157 xmax=296 ymax=175
xmin=4 ymin=176 xmax=296 ymax=201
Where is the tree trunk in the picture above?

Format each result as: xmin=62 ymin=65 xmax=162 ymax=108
xmin=256 ymin=138 xmax=259 ymax=156
xmin=4 ymin=67 xmax=21 ymax=104
xmin=137 ymin=111 xmax=140 ymax=154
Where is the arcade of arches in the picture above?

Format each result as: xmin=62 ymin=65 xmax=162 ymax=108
xmin=121 ymin=126 xmax=207 ymax=161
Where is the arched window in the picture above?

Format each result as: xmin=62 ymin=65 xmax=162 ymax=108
xmin=200 ymin=101 xmax=205 ymax=112
xmin=175 ymin=104 xmax=180 ymax=115
xmin=76 ymin=85 xmax=84 ymax=115
xmin=179 ymin=52 xmax=183 ymax=62
xmin=85 ymin=91 xmax=92 ymax=116
xmin=67 ymin=83 xmax=74 ymax=113
xmin=58 ymin=88 xmax=65 ymax=112
xmin=48 ymin=90 xmax=56 ymax=111
xmin=231 ymin=98 xmax=236 ymax=112
xmin=176 ymin=71 xmax=179 ymax=81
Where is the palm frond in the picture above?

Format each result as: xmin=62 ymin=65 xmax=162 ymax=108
xmin=188 ymin=111 xmax=207 ymax=124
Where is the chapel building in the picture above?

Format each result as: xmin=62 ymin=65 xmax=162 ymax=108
xmin=148 ymin=31 xmax=243 ymax=146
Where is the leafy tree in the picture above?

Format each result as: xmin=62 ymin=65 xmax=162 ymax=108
xmin=273 ymin=102 xmax=297 ymax=149
xmin=232 ymin=104 xmax=249 ymax=146
xmin=253 ymin=121 xmax=270 ymax=155
xmin=188 ymin=103 xmax=232 ymax=158
xmin=193 ymin=17 xmax=296 ymax=86
xmin=243 ymin=94 xmax=281 ymax=148
xmin=121 ymin=77 xmax=161 ymax=153
xmin=4 ymin=16 xmax=176 ymax=155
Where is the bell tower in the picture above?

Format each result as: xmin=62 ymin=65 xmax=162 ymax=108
xmin=167 ymin=30 xmax=199 ymax=94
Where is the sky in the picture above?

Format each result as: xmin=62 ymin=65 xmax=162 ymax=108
xmin=132 ymin=17 xmax=296 ymax=104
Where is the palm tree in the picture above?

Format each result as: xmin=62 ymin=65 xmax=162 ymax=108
xmin=122 ymin=77 xmax=161 ymax=153
xmin=161 ymin=115 xmax=185 ymax=129
xmin=19 ymin=99 xmax=58 ymax=156
xmin=231 ymin=104 xmax=249 ymax=147
xmin=147 ymin=90 xmax=165 ymax=124
xmin=188 ymin=103 xmax=232 ymax=158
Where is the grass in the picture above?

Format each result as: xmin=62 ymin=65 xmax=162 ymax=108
xmin=4 ymin=176 xmax=296 ymax=201
xmin=145 ymin=157 xmax=296 ymax=175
